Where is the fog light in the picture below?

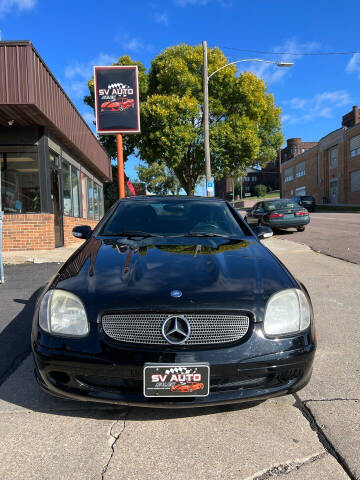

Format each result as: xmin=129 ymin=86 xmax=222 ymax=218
xmin=48 ymin=371 xmax=70 ymax=384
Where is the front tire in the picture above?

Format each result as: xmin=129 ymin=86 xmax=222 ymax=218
xmin=297 ymin=226 xmax=305 ymax=232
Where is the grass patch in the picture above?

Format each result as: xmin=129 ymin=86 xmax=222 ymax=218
xmin=315 ymin=205 xmax=360 ymax=213
xmin=243 ymin=192 xmax=280 ymax=201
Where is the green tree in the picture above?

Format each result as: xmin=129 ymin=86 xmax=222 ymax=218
xmin=84 ymin=55 xmax=148 ymax=161
xmin=103 ymin=164 xmax=119 ymax=211
xmin=136 ymin=45 xmax=283 ymax=194
xmin=254 ymin=184 xmax=267 ymax=197
xmin=85 ymin=45 xmax=283 ymax=196
xmin=136 ymin=162 xmax=181 ymax=195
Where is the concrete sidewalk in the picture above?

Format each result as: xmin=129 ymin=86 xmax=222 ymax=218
xmin=3 ymin=243 xmax=82 ymax=265
xmin=0 ymin=236 xmax=358 ymax=479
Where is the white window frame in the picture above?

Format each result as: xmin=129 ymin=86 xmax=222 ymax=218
xmin=284 ymin=167 xmax=293 ymax=182
xmin=295 ymin=161 xmax=306 ymax=178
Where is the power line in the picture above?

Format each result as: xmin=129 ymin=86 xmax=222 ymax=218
xmin=214 ymin=45 xmax=360 ymax=57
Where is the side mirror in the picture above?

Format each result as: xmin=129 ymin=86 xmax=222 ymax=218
xmin=72 ymin=225 xmax=92 ymax=240
xmin=252 ymin=225 xmax=273 ymax=240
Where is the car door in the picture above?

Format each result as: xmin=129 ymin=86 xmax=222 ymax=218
xmin=248 ymin=202 xmax=264 ymax=225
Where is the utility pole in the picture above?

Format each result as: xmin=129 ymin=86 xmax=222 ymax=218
xmin=202 ymin=41 xmax=212 ymax=197
xmin=278 ymin=148 xmax=282 ymax=198
xmin=202 ymin=47 xmax=293 ymax=199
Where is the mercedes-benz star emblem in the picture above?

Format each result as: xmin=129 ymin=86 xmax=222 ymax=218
xmin=162 ymin=315 xmax=191 ymax=345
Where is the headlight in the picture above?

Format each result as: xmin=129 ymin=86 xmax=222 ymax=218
xmin=264 ymin=288 xmax=311 ymax=336
xmin=39 ymin=289 xmax=89 ymax=337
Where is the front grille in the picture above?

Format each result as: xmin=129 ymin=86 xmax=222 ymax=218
xmin=101 ymin=313 xmax=250 ymax=346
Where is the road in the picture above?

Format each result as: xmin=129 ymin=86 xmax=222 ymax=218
xmin=0 ymin=263 xmax=61 ymax=385
xmin=274 ymin=212 xmax=360 ymax=264
xmin=0 ymin=241 xmax=359 ymax=479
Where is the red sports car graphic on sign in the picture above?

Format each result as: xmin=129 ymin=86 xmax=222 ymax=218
xmin=171 ymin=382 xmax=204 ymax=393
xmin=101 ymin=98 xmax=135 ymax=112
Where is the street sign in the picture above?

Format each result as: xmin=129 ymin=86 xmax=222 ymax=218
xmin=206 ymin=180 xmax=214 ymax=196
xmin=94 ymin=66 xmax=141 ymax=135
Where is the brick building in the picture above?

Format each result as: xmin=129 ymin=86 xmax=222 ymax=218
xmin=215 ymin=167 xmax=261 ymax=199
xmin=281 ymin=106 xmax=360 ymax=205
xmin=0 ymin=41 xmax=112 ymax=251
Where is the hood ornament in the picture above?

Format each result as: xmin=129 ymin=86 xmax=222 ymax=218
xmin=170 ymin=289 xmax=182 ymax=298
xmin=162 ymin=315 xmax=190 ymax=344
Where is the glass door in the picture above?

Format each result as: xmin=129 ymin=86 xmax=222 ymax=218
xmin=50 ymin=165 xmax=64 ymax=247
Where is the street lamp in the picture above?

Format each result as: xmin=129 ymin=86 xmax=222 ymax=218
xmin=202 ymin=40 xmax=294 ymax=196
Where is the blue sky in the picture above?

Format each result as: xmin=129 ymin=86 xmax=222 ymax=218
xmin=1 ymin=0 xmax=360 ymax=186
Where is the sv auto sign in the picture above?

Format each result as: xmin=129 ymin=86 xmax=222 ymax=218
xmin=94 ymin=65 xmax=141 ymax=134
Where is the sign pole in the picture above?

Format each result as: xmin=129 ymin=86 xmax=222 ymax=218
xmin=116 ymin=133 xmax=125 ymax=199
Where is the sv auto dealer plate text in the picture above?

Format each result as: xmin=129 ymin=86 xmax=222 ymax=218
xmin=143 ymin=364 xmax=210 ymax=397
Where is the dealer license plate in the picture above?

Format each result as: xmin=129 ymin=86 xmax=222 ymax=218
xmin=143 ymin=364 xmax=210 ymax=398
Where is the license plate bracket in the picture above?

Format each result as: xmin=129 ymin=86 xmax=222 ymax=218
xmin=143 ymin=364 xmax=210 ymax=398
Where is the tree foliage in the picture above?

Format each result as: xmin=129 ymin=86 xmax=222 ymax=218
xmin=254 ymin=184 xmax=267 ymax=197
xmin=85 ymin=44 xmax=283 ymax=196
xmin=84 ymin=55 xmax=148 ymax=161
xmin=136 ymin=162 xmax=181 ymax=195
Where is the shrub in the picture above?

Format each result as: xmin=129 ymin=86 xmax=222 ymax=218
xmin=254 ymin=184 xmax=267 ymax=197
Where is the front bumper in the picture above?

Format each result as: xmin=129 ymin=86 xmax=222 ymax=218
xmin=32 ymin=325 xmax=316 ymax=408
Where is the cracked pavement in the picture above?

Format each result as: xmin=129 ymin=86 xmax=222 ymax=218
xmin=0 ymin=237 xmax=359 ymax=479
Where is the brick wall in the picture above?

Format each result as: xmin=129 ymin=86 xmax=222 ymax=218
xmin=281 ymin=123 xmax=360 ymax=205
xmin=2 ymin=214 xmax=100 ymax=251
xmin=2 ymin=214 xmax=55 ymax=251
xmin=282 ymin=146 xmax=323 ymax=202
xmin=63 ymin=216 xmax=99 ymax=247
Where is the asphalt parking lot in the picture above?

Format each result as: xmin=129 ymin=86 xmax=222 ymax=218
xmin=0 ymin=237 xmax=359 ymax=479
xmin=274 ymin=212 xmax=360 ymax=264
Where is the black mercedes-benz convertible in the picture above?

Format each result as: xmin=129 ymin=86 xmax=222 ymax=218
xmin=32 ymin=196 xmax=316 ymax=408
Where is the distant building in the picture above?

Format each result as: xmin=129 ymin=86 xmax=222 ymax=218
xmin=281 ymin=106 xmax=360 ymax=204
xmin=215 ymin=168 xmax=261 ymax=199
xmin=215 ymin=161 xmax=281 ymax=199
xmin=281 ymin=138 xmax=318 ymax=163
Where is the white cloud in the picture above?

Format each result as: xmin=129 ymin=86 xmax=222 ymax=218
xmin=282 ymin=90 xmax=351 ymax=124
xmin=121 ymin=36 xmax=153 ymax=53
xmin=0 ymin=0 xmax=36 ymax=16
xmin=154 ymin=12 xmax=169 ymax=26
xmin=82 ymin=111 xmax=95 ymax=126
xmin=174 ymin=0 xmax=232 ymax=6
xmin=238 ymin=39 xmax=320 ymax=84
xmin=65 ymin=53 xmax=116 ymax=80
xmin=346 ymin=53 xmax=360 ymax=79
xmin=174 ymin=0 xmax=209 ymax=5
xmin=64 ymin=53 xmax=117 ymax=98
xmin=282 ymin=113 xmax=296 ymax=125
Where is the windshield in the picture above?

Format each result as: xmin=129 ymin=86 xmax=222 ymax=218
xmin=99 ymin=199 xmax=245 ymax=237
xmin=301 ymin=196 xmax=314 ymax=201
xmin=264 ymin=199 xmax=298 ymax=211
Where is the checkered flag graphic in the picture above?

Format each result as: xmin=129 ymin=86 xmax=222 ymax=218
xmin=165 ymin=367 xmax=193 ymax=375
xmin=108 ymin=83 xmax=129 ymax=90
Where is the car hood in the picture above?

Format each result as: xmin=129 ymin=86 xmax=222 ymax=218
xmin=53 ymin=236 xmax=295 ymax=322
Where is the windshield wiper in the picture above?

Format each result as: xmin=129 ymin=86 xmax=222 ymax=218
xmin=183 ymin=232 xmax=227 ymax=237
xmin=109 ymin=231 xmax=158 ymax=238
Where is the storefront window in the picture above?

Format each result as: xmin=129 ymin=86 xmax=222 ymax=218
xmin=62 ymin=159 xmax=81 ymax=217
xmin=1 ymin=152 xmax=40 ymax=213
xmin=62 ymin=160 xmax=72 ymax=216
xmin=99 ymin=186 xmax=104 ymax=218
xmin=71 ymin=167 xmax=81 ymax=218
xmin=87 ymin=178 xmax=94 ymax=219
xmin=94 ymin=183 xmax=99 ymax=220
